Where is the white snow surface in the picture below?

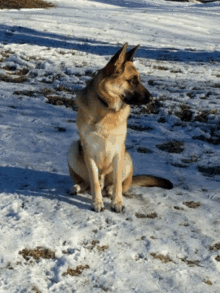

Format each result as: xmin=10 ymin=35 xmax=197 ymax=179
xmin=0 ymin=0 xmax=220 ymax=292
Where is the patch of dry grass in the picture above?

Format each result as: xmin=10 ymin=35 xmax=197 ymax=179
xmin=0 ymin=0 xmax=55 ymax=9
xmin=150 ymin=253 xmax=173 ymax=263
xmin=62 ymin=265 xmax=89 ymax=277
xmin=183 ymin=201 xmax=201 ymax=209
xmin=19 ymin=247 xmax=56 ymax=261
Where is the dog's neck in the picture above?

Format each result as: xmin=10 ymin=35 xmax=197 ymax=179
xmin=97 ymin=95 xmax=109 ymax=108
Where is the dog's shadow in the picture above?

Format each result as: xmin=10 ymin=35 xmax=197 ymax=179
xmin=0 ymin=166 xmax=93 ymax=210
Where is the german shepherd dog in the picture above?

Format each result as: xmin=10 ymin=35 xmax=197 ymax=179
xmin=68 ymin=43 xmax=173 ymax=212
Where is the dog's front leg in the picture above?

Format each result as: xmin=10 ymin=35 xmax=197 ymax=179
xmin=84 ymin=154 xmax=104 ymax=212
xmin=111 ymin=148 xmax=124 ymax=213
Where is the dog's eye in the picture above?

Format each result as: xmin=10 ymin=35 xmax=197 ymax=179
xmin=127 ymin=76 xmax=139 ymax=86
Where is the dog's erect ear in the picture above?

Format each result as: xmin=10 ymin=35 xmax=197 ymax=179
xmin=110 ymin=43 xmax=128 ymax=67
xmin=126 ymin=44 xmax=140 ymax=61
xmin=103 ymin=43 xmax=128 ymax=76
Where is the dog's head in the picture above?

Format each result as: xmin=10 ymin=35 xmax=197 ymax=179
xmin=94 ymin=43 xmax=153 ymax=111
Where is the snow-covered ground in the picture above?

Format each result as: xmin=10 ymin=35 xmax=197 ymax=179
xmin=0 ymin=0 xmax=220 ymax=292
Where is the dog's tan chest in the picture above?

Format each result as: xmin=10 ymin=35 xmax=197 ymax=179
xmin=79 ymin=123 xmax=126 ymax=173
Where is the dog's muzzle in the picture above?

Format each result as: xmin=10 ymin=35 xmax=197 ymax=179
xmin=123 ymin=88 xmax=153 ymax=106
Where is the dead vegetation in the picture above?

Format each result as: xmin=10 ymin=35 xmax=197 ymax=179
xmin=150 ymin=253 xmax=173 ymax=263
xmin=194 ymin=110 xmax=219 ymax=123
xmin=209 ymin=242 xmax=220 ymax=251
xmin=198 ymin=166 xmax=220 ymax=176
xmin=19 ymin=247 xmax=56 ymax=261
xmin=14 ymin=90 xmax=36 ymax=96
xmin=46 ymin=96 xmax=78 ymax=111
xmin=203 ymin=279 xmax=212 ymax=286
xmin=128 ymin=124 xmax=153 ymax=131
xmin=156 ymin=140 xmax=184 ymax=153
xmin=0 ymin=74 xmax=28 ymax=83
xmin=180 ymin=257 xmax=201 ymax=267
xmin=32 ymin=286 xmax=41 ymax=293
xmin=97 ymin=245 xmax=109 ymax=252
xmin=175 ymin=104 xmax=193 ymax=122
xmin=183 ymin=201 xmax=201 ymax=209
xmin=135 ymin=212 xmax=158 ymax=219
xmin=62 ymin=265 xmax=89 ymax=277
xmin=137 ymin=146 xmax=153 ymax=154
xmin=84 ymin=239 xmax=109 ymax=252
xmin=215 ymin=256 xmax=220 ymax=261
xmin=3 ymin=66 xmax=30 ymax=76
xmin=153 ymin=65 xmax=169 ymax=71
xmin=145 ymin=100 xmax=162 ymax=115
xmin=0 ymin=0 xmax=55 ymax=9
xmin=173 ymin=206 xmax=184 ymax=211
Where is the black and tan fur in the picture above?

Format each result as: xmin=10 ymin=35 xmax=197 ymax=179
xmin=68 ymin=43 xmax=173 ymax=212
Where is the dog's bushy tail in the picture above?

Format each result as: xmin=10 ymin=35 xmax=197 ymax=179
xmin=132 ymin=175 xmax=173 ymax=190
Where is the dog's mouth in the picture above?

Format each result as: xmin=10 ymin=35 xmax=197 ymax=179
xmin=122 ymin=90 xmax=153 ymax=106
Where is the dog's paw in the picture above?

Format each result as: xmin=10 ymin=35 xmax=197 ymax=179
xmin=111 ymin=201 xmax=125 ymax=213
xmin=92 ymin=201 xmax=105 ymax=212
xmin=69 ymin=184 xmax=81 ymax=195
xmin=102 ymin=185 xmax=113 ymax=198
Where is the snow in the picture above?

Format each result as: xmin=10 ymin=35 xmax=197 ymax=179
xmin=0 ymin=0 xmax=220 ymax=292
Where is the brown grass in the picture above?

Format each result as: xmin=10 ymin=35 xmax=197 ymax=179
xmin=215 ymin=256 xmax=220 ymax=262
xmin=135 ymin=212 xmax=158 ymax=219
xmin=150 ymin=253 xmax=172 ymax=263
xmin=62 ymin=265 xmax=89 ymax=277
xmin=19 ymin=247 xmax=56 ymax=261
xmin=180 ymin=257 xmax=201 ymax=267
xmin=203 ymin=279 xmax=212 ymax=286
xmin=32 ymin=286 xmax=41 ymax=293
xmin=97 ymin=245 xmax=109 ymax=252
xmin=209 ymin=242 xmax=220 ymax=251
xmin=46 ymin=96 xmax=78 ymax=111
xmin=156 ymin=140 xmax=184 ymax=154
xmin=183 ymin=201 xmax=201 ymax=209
xmin=0 ymin=0 xmax=55 ymax=9
xmin=0 ymin=74 xmax=28 ymax=83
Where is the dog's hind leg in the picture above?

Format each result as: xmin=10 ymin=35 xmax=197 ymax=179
xmin=68 ymin=140 xmax=90 ymax=194
xmin=68 ymin=165 xmax=89 ymax=194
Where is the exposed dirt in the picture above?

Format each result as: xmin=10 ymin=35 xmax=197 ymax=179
xmin=215 ymin=256 xmax=220 ymax=261
xmin=128 ymin=124 xmax=153 ymax=131
xmin=198 ymin=166 xmax=220 ymax=176
xmin=175 ymin=104 xmax=193 ymax=122
xmin=46 ymin=96 xmax=78 ymax=111
xmin=203 ymin=279 xmax=212 ymax=286
xmin=209 ymin=242 xmax=220 ymax=251
xmin=97 ymin=245 xmax=109 ymax=252
xmin=137 ymin=147 xmax=153 ymax=154
xmin=145 ymin=100 xmax=162 ymax=115
xmin=156 ymin=140 xmax=185 ymax=153
xmin=180 ymin=257 xmax=201 ymax=267
xmin=19 ymin=247 xmax=56 ymax=261
xmin=194 ymin=110 xmax=219 ymax=123
xmin=150 ymin=253 xmax=173 ymax=263
xmin=14 ymin=90 xmax=37 ymax=96
xmin=62 ymin=265 xmax=89 ymax=277
xmin=153 ymin=66 xmax=169 ymax=71
xmin=32 ymin=286 xmax=41 ymax=293
xmin=0 ymin=0 xmax=55 ymax=9
xmin=183 ymin=201 xmax=201 ymax=209
xmin=84 ymin=240 xmax=101 ymax=251
xmin=0 ymin=74 xmax=28 ymax=83
xmin=135 ymin=212 xmax=158 ymax=219
xmin=173 ymin=206 xmax=185 ymax=211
